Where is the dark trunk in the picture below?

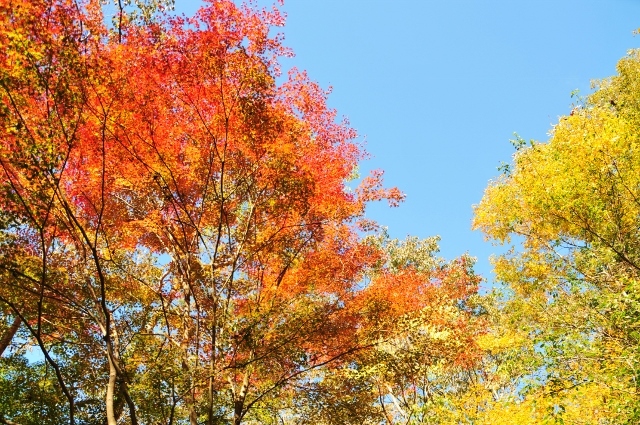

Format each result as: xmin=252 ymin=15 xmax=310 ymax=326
xmin=0 ymin=315 xmax=21 ymax=357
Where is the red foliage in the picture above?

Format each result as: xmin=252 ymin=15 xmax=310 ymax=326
xmin=0 ymin=1 xmax=484 ymax=422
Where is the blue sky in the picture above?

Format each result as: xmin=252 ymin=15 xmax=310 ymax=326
xmin=180 ymin=0 xmax=640 ymax=287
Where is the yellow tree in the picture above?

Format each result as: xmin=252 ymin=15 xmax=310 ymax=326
xmin=473 ymin=49 xmax=640 ymax=424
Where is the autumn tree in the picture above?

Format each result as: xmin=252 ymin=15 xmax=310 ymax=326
xmin=473 ymin=49 xmax=640 ymax=424
xmin=0 ymin=1 xmax=484 ymax=424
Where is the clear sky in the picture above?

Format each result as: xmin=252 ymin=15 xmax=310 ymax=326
xmin=179 ymin=0 xmax=640 ymax=287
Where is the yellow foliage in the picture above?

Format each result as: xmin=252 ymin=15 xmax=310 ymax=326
xmin=476 ymin=329 xmax=527 ymax=355
xmin=471 ymin=49 xmax=640 ymax=424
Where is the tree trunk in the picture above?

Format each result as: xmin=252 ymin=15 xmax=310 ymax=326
xmin=106 ymin=356 xmax=118 ymax=425
xmin=233 ymin=400 xmax=243 ymax=425
xmin=232 ymin=369 xmax=250 ymax=425
xmin=0 ymin=315 xmax=21 ymax=357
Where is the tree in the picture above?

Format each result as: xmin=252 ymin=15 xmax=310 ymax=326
xmin=473 ymin=49 xmax=640 ymax=424
xmin=0 ymin=1 xmax=483 ymax=424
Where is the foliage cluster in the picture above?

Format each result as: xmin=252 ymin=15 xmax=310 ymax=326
xmin=470 ymin=49 xmax=640 ymax=424
xmin=0 ymin=1 xmax=482 ymax=424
